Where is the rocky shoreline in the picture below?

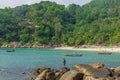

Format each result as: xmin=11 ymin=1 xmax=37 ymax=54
xmin=1 ymin=42 xmax=120 ymax=53
xmin=27 ymin=63 xmax=120 ymax=80
xmin=0 ymin=42 xmax=56 ymax=48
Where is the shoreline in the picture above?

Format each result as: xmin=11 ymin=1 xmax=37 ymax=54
xmin=54 ymin=46 xmax=120 ymax=53
xmin=1 ymin=42 xmax=120 ymax=53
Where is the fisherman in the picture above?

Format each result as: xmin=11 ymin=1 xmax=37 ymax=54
xmin=63 ymin=58 xmax=66 ymax=66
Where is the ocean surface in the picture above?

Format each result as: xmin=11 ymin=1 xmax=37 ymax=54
xmin=0 ymin=48 xmax=120 ymax=80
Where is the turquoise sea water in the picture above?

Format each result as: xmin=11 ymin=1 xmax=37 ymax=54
xmin=0 ymin=48 xmax=120 ymax=80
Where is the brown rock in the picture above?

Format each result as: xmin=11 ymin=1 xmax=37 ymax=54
xmin=55 ymin=71 xmax=61 ymax=79
xmin=30 ymin=69 xmax=40 ymax=76
xmin=89 ymin=63 xmax=104 ymax=69
xmin=59 ymin=70 xmax=84 ymax=80
xmin=114 ymin=66 xmax=120 ymax=73
xmin=35 ymin=70 xmax=48 ymax=80
xmin=46 ymin=71 xmax=55 ymax=80
xmin=72 ymin=64 xmax=111 ymax=78
xmin=39 ymin=67 xmax=48 ymax=73
xmin=26 ymin=77 xmax=34 ymax=80
xmin=35 ymin=69 xmax=55 ymax=80
xmin=84 ymin=76 xmax=113 ymax=80
xmin=115 ymin=77 xmax=120 ymax=80
xmin=60 ymin=67 xmax=70 ymax=74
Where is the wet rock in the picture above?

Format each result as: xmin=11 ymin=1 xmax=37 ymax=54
xmin=30 ymin=69 xmax=40 ymax=76
xmin=22 ymin=72 xmax=26 ymax=74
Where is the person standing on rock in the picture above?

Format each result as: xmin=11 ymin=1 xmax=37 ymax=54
xmin=63 ymin=58 xmax=66 ymax=67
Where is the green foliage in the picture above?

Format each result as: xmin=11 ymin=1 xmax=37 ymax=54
xmin=38 ymin=37 xmax=49 ymax=44
xmin=5 ymin=32 xmax=17 ymax=42
xmin=0 ymin=0 xmax=120 ymax=46
xmin=20 ymin=34 xmax=34 ymax=43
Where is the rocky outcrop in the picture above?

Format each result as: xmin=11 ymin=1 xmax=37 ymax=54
xmin=59 ymin=70 xmax=84 ymax=80
xmin=89 ymin=63 xmax=104 ymax=69
xmin=35 ymin=69 xmax=55 ymax=80
xmin=27 ymin=63 xmax=120 ymax=80
xmin=83 ymin=76 xmax=113 ymax=80
xmin=0 ymin=42 xmax=53 ymax=48
xmin=60 ymin=67 xmax=70 ymax=74
xmin=30 ymin=69 xmax=40 ymax=76
xmin=114 ymin=66 xmax=120 ymax=73
xmin=72 ymin=64 xmax=111 ymax=77
xmin=113 ymin=66 xmax=120 ymax=79
xmin=26 ymin=77 xmax=34 ymax=80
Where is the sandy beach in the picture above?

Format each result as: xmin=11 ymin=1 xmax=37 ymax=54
xmin=54 ymin=46 xmax=120 ymax=53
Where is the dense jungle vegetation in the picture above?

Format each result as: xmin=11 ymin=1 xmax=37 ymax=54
xmin=0 ymin=0 xmax=120 ymax=46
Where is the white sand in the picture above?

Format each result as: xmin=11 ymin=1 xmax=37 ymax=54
xmin=54 ymin=47 xmax=120 ymax=53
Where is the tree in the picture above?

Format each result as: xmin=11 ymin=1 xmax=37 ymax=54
xmin=20 ymin=34 xmax=34 ymax=43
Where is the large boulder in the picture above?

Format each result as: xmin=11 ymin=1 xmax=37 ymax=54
xmin=55 ymin=71 xmax=61 ymax=80
xmin=72 ymin=64 xmax=111 ymax=78
xmin=60 ymin=67 xmax=70 ymax=74
xmin=89 ymin=63 xmax=104 ymax=69
xmin=46 ymin=71 xmax=55 ymax=80
xmin=35 ymin=69 xmax=55 ymax=80
xmin=112 ymin=66 xmax=120 ymax=79
xmin=83 ymin=76 xmax=113 ymax=80
xmin=30 ymin=67 xmax=48 ymax=76
xmin=115 ymin=77 xmax=120 ymax=80
xmin=59 ymin=70 xmax=84 ymax=80
xmin=114 ymin=66 xmax=120 ymax=73
xmin=26 ymin=77 xmax=34 ymax=80
xmin=30 ymin=69 xmax=40 ymax=76
xmin=35 ymin=70 xmax=47 ymax=80
xmin=39 ymin=67 xmax=48 ymax=73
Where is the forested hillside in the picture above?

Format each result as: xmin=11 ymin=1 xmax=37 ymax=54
xmin=0 ymin=0 xmax=120 ymax=46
